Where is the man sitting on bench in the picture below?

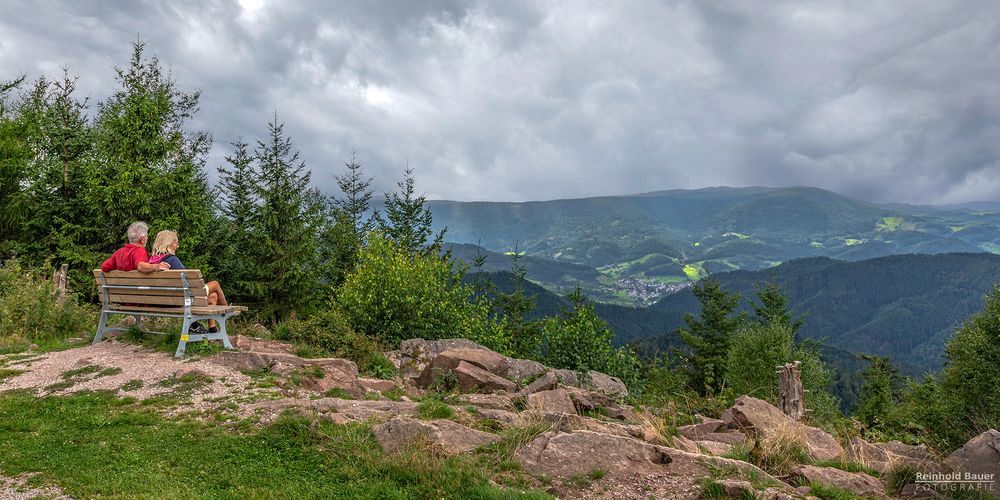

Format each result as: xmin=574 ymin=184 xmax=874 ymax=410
xmin=101 ymin=221 xmax=170 ymax=273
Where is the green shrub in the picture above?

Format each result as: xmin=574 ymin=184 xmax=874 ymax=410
xmin=274 ymin=306 xmax=397 ymax=379
xmin=0 ymin=259 xmax=95 ymax=350
xmin=336 ymin=234 xmax=508 ymax=351
xmin=537 ymin=288 xmax=643 ymax=394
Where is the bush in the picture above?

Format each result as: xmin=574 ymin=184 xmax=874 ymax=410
xmin=274 ymin=305 xmax=396 ymax=379
xmin=538 ymin=289 xmax=643 ymax=393
xmin=724 ymin=322 xmax=842 ymax=429
xmin=939 ymin=284 xmax=1000 ymax=449
xmin=336 ymin=234 xmax=508 ymax=352
xmin=0 ymin=259 xmax=95 ymax=350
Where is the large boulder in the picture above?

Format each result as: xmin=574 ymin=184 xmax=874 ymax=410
xmin=847 ymin=437 xmax=942 ymax=474
xmin=231 ymin=334 xmax=293 ymax=353
xmin=517 ymin=371 xmax=558 ymax=396
xmin=415 ymin=349 xmax=512 ymax=389
xmin=943 ymin=429 xmax=1000 ymax=492
xmin=393 ymin=338 xmax=492 ymax=379
xmin=584 ymin=370 xmax=628 ymax=399
xmin=527 ymin=388 xmax=577 ymax=415
xmin=789 ymin=465 xmax=885 ymax=497
xmin=374 ymin=416 xmax=501 ymax=455
xmin=507 ymin=358 xmax=547 ymax=381
xmin=417 ymin=360 xmax=516 ymax=393
xmin=723 ymin=396 xmax=844 ymax=461
xmin=457 ymin=393 xmax=514 ymax=410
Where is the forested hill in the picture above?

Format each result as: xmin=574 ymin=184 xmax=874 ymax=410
xmin=635 ymin=253 xmax=1000 ymax=372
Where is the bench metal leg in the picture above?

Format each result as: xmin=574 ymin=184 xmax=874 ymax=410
xmin=134 ymin=314 xmax=143 ymax=333
xmin=175 ymin=317 xmax=192 ymax=358
xmin=93 ymin=311 xmax=110 ymax=345
xmin=217 ymin=316 xmax=234 ymax=349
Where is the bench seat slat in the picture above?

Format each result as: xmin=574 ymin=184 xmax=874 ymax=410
xmin=108 ymin=294 xmax=210 ymax=307
xmin=100 ymin=287 xmax=209 ymax=298
xmin=108 ymin=304 xmax=248 ymax=315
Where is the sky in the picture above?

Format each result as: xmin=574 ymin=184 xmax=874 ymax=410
xmin=1 ymin=0 xmax=999 ymax=204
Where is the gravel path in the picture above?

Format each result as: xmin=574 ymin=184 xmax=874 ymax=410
xmin=0 ymin=474 xmax=69 ymax=500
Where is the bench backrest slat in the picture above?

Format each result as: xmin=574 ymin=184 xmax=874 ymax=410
xmin=93 ymin=269 xmax=209 ymax=308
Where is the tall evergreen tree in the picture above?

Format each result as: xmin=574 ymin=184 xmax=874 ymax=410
xmin=214 ymin=139 xmax=258 ymax=302
xmin=855 ymin=355 xmax=898 ymax=429
xmin=496 ymin=243 xmax=540 ymax=358
xmin=89 ymin=41 xmax=212 ymax=263
xmin=677 ymin=276 xmax=746 ymax=394
xmin=250 ymin=113 xmax=324 ymax=323
xmin=375 ymin=167 xmax=445 ymax=255
xmin=750 ymin=282 xmax=804 ymax=335
xmin=333 ymin=149 xmax=375 ymax=238
xmin=0 ymin=74 xmax=30 ymax=257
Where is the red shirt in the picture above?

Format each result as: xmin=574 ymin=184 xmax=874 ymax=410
xmin=100 ymin=244 xmax=150 ymax=272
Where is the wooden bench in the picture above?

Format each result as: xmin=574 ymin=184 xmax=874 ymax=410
xmin=92 ymin=269 xmax=247 ymax=357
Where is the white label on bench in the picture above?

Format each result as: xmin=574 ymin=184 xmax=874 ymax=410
xmin=184 ymin=298 xmax=192 ymax=306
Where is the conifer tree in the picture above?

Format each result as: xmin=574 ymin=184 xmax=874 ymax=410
xmin=214 ymin=139 xmax=258 ymax=301
xmin=333 ymin=149 xmax=375 ymax=238
xmin=375 ymin=167 xmax=445 ymax=255
xmin=677 ymin=276 xmax=746 ymax=394
xmin=750 ymin=282 xmax=804 ymax=335
xmin=855 ymin=355 xmax=898 ymax=429
xmin=496 ymin=243 xmax=540 ymax=358
xmin=250 ymin=113 xmax=324 ymax=323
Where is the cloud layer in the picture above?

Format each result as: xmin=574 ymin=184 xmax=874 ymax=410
xmin=2 ymin=0 xmax=998 ymax=204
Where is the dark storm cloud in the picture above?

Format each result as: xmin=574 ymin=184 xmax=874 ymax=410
xmin=1 ymin=0 xmax=998 ymax=203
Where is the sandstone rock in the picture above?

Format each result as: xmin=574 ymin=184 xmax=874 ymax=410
xmin=507 ymin=358 xmax=547 ymax=381
xmin=566 ymin=387 xmax=614 ymax=411
xmin=459 ymin=361 xmax=517 ymax=392
xmin=331 ymin=399 xmax=419 ymax=420
xmin=396 ymin=338 xmax=491 ymax=379
xmin=579 ymin=418 xmax=659 ymax=443
xmin=517 ymin=371 xmax=558 ymax=396
xmin=359 ymin=378 xmax=398 ymax=393
xmin=669 ymin=434 xmax=702 ymax=454
xmin=584 ymin=370 xmax=628 ymax=398
xmin=848 ymin=437 xmax=942 ymax=474
xmin=322 ymin=413 xmax=352 ymax=425
xmin=552 ymin=369 xmax=579 ymax=387
xmin=476 ymin=408 xmax=518 ymax=425
xmin=297 ymin=366 xmax=365 ymax=399
xmin=716 ymin=479 xmax=756 ymax=497
xmin=677 ymin=418 xmax=727 ymax=440
xmin=438 ymin=348 xmax=510 ymax=375
xmin=528 ymin=389 xmax=577 ymax=415
xmin=943 ymin=429 xmax=1000 ymax=492
xmin=174 ymin=366 xmax=210 ymax=380
xmin=305 ymin=358 xmax=358 ymax=379
xmin=231 ymin=334 xmax=293 ymax=353
xmin=213 ymin=351 xmax=302 ymax=372
xmin=724 ymin=396 xmax=844 ymax=461
xmin=696 ymin=440 xmax=734 ymax=456
xmin=882 ymin=440 xmax=935 ymax=461
xmin=374 ymin=416 xmax=501 ymax=455
xmin=416 ymin=349 xmax=515 ymax=390
xmin=457 ymin=393 xmax=514 ymax=411
xmin=789 ymin=465 xmax=884 ymax=497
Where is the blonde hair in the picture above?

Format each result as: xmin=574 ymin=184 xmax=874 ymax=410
xmin=151 ymin=230 xmax=179 ymax=256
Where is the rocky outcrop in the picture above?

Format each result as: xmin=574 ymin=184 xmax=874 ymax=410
xmin=415 ymin=349 xmax=516 ymax=393
xmin=584 ymin=370 xmax=628 ymax=399
xmin=847 ymin=437 xmax=942 ymax=474
xmin=527 ymin=388 xmax=577 ymax=415
xmin=943 ymin=429 xmax=1000 ymax=492
xmin=374 ymin=416 xmax=501 ymax=454
xmin=516 ymin=371 xmax=558 ymax=396
xmin=789 ymin=465 xmax=885 ymax=497
xmin=723 ymin=396 xmax=844 ymax=461
xmin=390 ymin=338 xmax=492 ymax=379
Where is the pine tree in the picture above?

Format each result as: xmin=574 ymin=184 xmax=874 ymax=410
xmin=214 ymin=139 xmax=258 ymax=302
xmin=677 ymin=276 xmax=746 ymax=395
xmin=250 ymin=113 xmax=324 ymax=323
xmin=333 ymin=149 xmax=374 ymax=238
xmin=496 ymin=243 xmax=540 ymax=358
xmin=855 ymin=355 xmax=898 ymax=429
xmin=375 ymin=167 xmax=445 ymax=255
xmin=750 ymin=282 xmax=804 ymax=335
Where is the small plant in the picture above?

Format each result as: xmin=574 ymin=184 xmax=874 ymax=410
xmin=884 ymin=464 xmax=919 ymax=496
xmin=61 ymin=364 xmax=102 ymax=379
xmin=121 ymin=379 xmax=144 ymax=391
xmin=417 ymin=398 xmax=455 ymax=420
xmin=0 ymin=368 xmax=24 ymax=381
xmin=805 ymin=480 xmax=861 ymax=500
xmin=381 ymin=387 xmax=406 ymax=401
xmin=97 ymin=367 xmax=123 ymax=377
xmin=186 ymin=340 xmax=222 ymax=356
xmin=429 ymin=369 xmax=458 ymax=394
xmin=44 ymin=380 xmax=75 ymax=392
xmin=324 ymin=387 xmax=354 ymax=399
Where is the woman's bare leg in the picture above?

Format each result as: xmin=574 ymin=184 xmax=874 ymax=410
xmin=206 ymin=281 xmax=228 ymax=329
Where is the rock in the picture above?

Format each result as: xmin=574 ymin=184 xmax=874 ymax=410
xmin=517 ymin=371 xmax=558 ymax=396
xmin=305 ymin=358 xmax=358 ymax=379
xmin=795 ymin=485 xmax=812 ymax=495
xmin=213 ymin=351 xmax=300 ymax=372
xmin=436 ymin=361 xmax=517 ymax=393
xmin=231 ymin=335 xmax=293 ymax=353
xmin=374 ymin=416 xmax=501 ymax=455
xmin=584 ymin=370 xmax=628 ymax=398
xmin=848 ymin=437 xmax=942 ymax=474
xmin=552 ymin=369 xmax=579 ymax=387
xmin=528 ymin=389 xmax=577 ymax=415
xmin=882 ymin=440 xmax=934 ymax=461
xmin=943 ymin=429 xmax=1000 ymax=492
xmin=476 ymin=408 xmax=518 ymax=425
xmin=566 ymin=387 xmax=614 ymax=412
xmin=716 ymin=479 xmax=756 ymax=497
xmin=438 ymin=348 xmax=510 ymax=375
xmin=579 ymin=418 xmax=659 ymax=442
xmin=322 ymin=413 xmax=352 ymax=425
xmin=696 ymin=440 xmax=734 ymax=456
xmin=669 ymin=434 xmax=702 ymax=454
xmin=330 ymin=400 xmax=419 ymax=420
xmin=359 ymin=378 xmax=398 ymax=393
xmin=457 ymin=393 xmax=514 ymax=411
xmin=789 ymin=465 xmax=885 ymax=497
xmin=677 ymin=418 xmax=727 ymax=440
xmin=174 ymin=367 xmax=210 ymax=380
xmin=603 ymin=406 xmax=638 ymax=421
xmin=697 ymin=430 xmax=749 ymax=446
xmin=296 ymin=366 xmax=365 ymax=399
xmin=396 ymin=338 xmax=492 ymax=379
xmin=507 ymin=358 xmax=547 ymax=381
xmin=724 ymin=396 xmax=844 ymax=461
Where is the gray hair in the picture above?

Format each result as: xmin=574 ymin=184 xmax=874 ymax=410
xmin=127 ymin=221 xmax=149 ymax=244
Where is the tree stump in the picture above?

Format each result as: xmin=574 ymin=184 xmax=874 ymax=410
xmin=52 ymin=263 xmax=68 ymax=304
xmin=777 ymin=361 xmax=805 ymax=421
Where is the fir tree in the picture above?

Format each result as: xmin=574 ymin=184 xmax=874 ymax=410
xmin=250 ymin=113 xmax=324 ymax=323
xmin=333 ymin=149 xmax=374 ymax=238
xmin=750 ymin=282 xmax=804 ymax=335
xmin=677 ymin=276 xmax=746 ymax=395
xmin=375 ymin=167 xmax=445 ymax=255
xmin=855 ymin=355 xmax=898 ymax=429
xmin=214 ymin=139 xmax=258 ymax=302
xmin=496 ymin=243 xmax=540 ymax=358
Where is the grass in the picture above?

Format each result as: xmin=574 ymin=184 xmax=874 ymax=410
xmin=805 ymin=480 xmax=863 ymax=500
xmin=417 ymin=398 xmax=456 ymax=420
xmin=0 ymin=368 xmax=24 ymax=381
xmin=0 ymin=390 xmax=549 ymax=498
xmin=814 ymin=459 xmax=880 ymax=478
xmin=120 ymin=379 xmax=144 ymax=392
xmin=324 ymin=387 xmax=354 ymax=399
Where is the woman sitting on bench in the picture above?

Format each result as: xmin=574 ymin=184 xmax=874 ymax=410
xmin=149 ymin=230 xmax=229 ymax=335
